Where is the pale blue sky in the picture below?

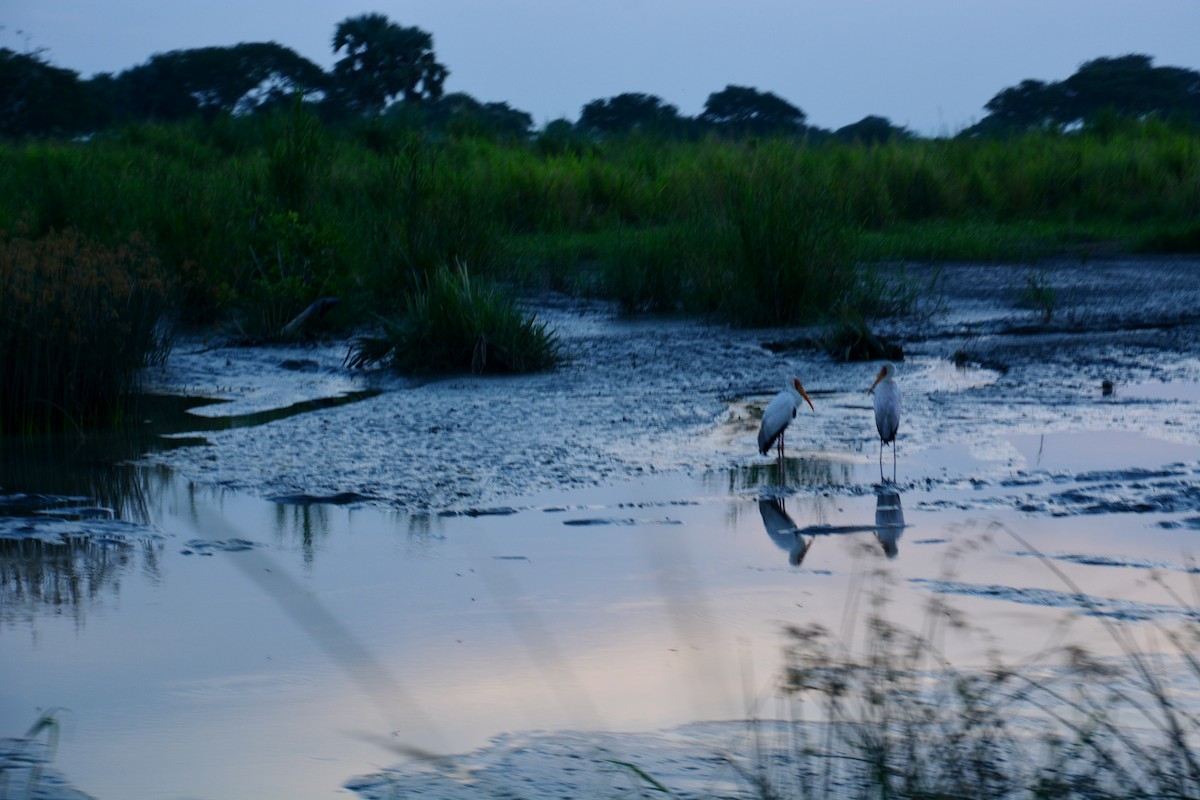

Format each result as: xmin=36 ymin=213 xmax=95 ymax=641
xmin=6 ymin=1 xmax=1199 ymax=134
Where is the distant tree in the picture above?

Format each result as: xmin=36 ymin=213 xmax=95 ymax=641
xmin=1061 ymin=54 xmax=1200 ymax=124
xmin=331 ymin=13 xmax=447 ymax=115
xmin=699 ymin=84 xmax=806 ymax=136
xmin=967 ymin=54 xmax=1200 ymax=136
xmin=83 ymin=72 xmax=124 ymax=130
xmin=535 ymin=118 xmax=593 ymax=156
xmin=578 ymin=92 xmax=683 ymax=137
xmin=0 ymin=48 xmax=90 ymax=137
xmin=835 ymin=115 xmax=915 ymax=145
xmin=977 ymin=79 xmax=1066 ymax=134
xmin=232 ymin=43 xmax=327 ymax=113
xmin=110 ymin=55 xmax=198 ymax=121
xmin=414 ymin=92 xmax=534 ymax=140
xmin=112 ymin=43 xmax=326 ymax=122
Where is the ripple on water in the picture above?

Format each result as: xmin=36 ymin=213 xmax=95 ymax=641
xmin=1011 ymin=550 xmax=1200 ymax=573
xmin=910 ymin=578 xmax=1191 ymax=621
xmin=180 ymin=538 xmax=263 ymax=555
xmin=0 ymin=513 xmax=161 ymax=545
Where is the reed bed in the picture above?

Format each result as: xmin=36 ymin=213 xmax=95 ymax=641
xmin=0 ymin=227 xmax=170 ymax=432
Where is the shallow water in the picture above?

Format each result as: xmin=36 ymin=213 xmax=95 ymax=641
xmin=6 ymin=262 xmax=1200 ymax=799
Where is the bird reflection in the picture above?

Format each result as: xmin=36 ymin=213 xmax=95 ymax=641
xmin=779 ymin=489 xmax=908 ymax=560
xmin=874 ymin=490 xmax=905 ymax=558
xmin=758 ymin=497 xmax=811 ymax=566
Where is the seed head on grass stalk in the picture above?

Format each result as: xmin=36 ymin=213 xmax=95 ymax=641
xmin=346 ymin=261 xmax=561 ymax=375
xmin=0 ymin=227 xmax=171 ymax=432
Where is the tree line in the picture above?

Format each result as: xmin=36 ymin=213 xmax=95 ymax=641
xmin=2 ymin=12 xmax=1199 ymax=141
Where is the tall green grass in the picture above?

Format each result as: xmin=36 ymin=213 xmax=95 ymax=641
xmin=2 ymin=118 xmax=1196 ymax=328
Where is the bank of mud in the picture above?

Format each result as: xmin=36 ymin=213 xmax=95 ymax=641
xmin=139 ymin=256 xmax=1200 ymax=513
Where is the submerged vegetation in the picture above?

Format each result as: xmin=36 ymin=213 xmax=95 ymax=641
xmin=0 ymin=111 xmax=1198 ymax=428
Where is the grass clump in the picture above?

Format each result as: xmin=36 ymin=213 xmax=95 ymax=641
xmin=347 ymin=262 xmax=560 ymax=374
xmin=594 ymin=143 xmax=861 ymax=326
xmin=0 ymin=227 xmax=171 ymax=432
xmin=1018 ymin=269 xmax=1057 ymax=322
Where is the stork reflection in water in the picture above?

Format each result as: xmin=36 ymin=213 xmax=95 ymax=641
xmin=779 ymin=489 xmax=907 ymax=560
xmin=758 ymin=496 xmax=811 ymax=566
xmin=874 ymin=489 xmax=905 ymax=558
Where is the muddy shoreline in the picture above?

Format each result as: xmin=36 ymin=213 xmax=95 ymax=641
xmin=138 ymin=256 xmax=1200 ymax=513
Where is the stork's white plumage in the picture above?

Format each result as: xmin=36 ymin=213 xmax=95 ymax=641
xmin=868 ymin=362 xmax=902 ymax=482
xmin=757 ymin=377 xmax=815 ymax=460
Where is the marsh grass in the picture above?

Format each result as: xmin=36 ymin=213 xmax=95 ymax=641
xmin=3 ymin=119 xmax=1197 ymax=327
xmin=601 ymin=224 xmax=694 ymax=314
xmin=0 ymin=227 xmax=171 ymax=432
xmin=346 ymin=261 xmax=561 ymax=374
xmin=232 ymin=207 xmax=341 ymax=340
xmin=594 ymin=144 xmax=860 ymax=325
xmin=715 ymin=156 xmax=857 ymax=327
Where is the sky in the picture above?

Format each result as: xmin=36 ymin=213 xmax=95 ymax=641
xmin=6 ymin=1 xmax=1200 ymax=135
